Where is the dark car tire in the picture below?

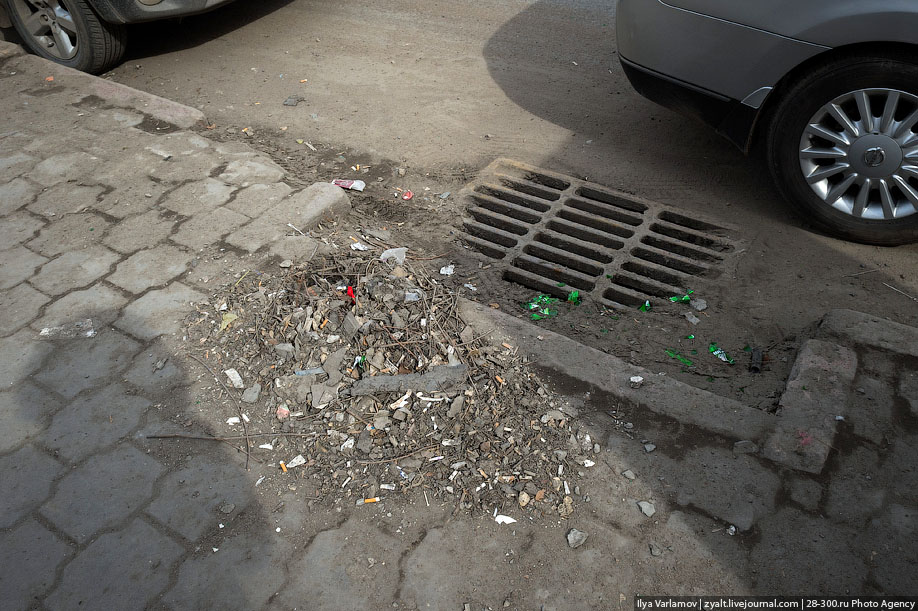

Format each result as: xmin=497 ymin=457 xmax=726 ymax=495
xmin=765 ymin=53 xmax=918 ymax=246
xmin=4 ymin=0 xmax=126 ymax=74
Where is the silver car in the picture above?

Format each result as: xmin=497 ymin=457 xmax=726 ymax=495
xmin=617 ymin=0 xmax=918 ymax=245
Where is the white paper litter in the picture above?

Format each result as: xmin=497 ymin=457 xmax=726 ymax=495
xmin=379 ymin=247 xmax=408 ymax=265
xmin=495 ymin=515 xmax=517 ymax=525
xmin=439 ymin=264 xmax=455 ymax=276
xmin=285 ymin=454 xmax=307 ymax=468
xmin=224 ymin=368 xmax=244 ymax=388
xmin=350 ymin=242 xmax=371 ymax=251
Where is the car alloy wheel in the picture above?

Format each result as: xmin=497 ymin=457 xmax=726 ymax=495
xmin=799 ymin=88 xmax=918 ymax=222
xmin=9 ymin=0 xmax=80 ymax=61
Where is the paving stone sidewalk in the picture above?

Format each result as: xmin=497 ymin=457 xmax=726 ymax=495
xmin=0 ymin=41 xmax=349 ymax=609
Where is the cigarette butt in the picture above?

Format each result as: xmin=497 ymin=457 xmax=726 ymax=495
xmin=320 ymin=318 xmax=329 ymax=329
xmin=349 ymin=236 xmax=359 ymax=243
xmin=280 ymin=462 xmax=287 ymax=473
xmin=356 ymin=497 xmax=380 ymax=505
xmin=495 ymin=375 xmax=505 ymax=384
xmin=501 ymin=343 xmax=513 ymax=349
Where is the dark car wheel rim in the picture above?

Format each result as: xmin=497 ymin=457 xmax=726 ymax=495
xmin=11 ymin=0 xmax=79 ymax=60
xmin=799 ymin=88 xmax=918 ymax=221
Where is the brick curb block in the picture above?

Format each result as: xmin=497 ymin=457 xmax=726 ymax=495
xmin=816 ymin=308 xmax=918 ymax=358
xmin=0 ymin=41 xmax=205 ymax=129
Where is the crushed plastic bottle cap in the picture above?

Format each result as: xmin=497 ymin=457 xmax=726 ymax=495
xmin=639 ymin=300 xmax=651 ymax=312
xmin=332 ymin=179 xmax=366 ymax=191
xmin=709 ymin=343 xmax=735 ymax=364
xmin=402 ymin=190 xmax=413 ymax=200
xmin=522 ymin=294 xmax=559 ymax=320
xmin=669 ymin=289 xmax=694 ymax=303
xmin=665 ymin=349 xmax=694 ymax=367
xmin=567 ymin=290 xmax=581 ymax=305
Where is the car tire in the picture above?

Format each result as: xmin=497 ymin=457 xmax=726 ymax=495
xmin=4 ymin=0 xmax=126 ymax=74
xmin=765 ymin=53 xmax=918 ymax=246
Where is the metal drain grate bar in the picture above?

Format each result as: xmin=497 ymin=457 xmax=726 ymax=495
xmin=459 ymin=159 xmax=743 ymax=309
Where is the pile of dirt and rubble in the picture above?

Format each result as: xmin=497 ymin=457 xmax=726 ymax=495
xmin=182 ymin=245 xmax=598 ymax=519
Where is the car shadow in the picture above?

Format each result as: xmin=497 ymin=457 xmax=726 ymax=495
xmin=121 ymin=0 xmax=295 ymax=62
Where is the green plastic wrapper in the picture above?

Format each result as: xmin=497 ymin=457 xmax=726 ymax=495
xmin=709 ymin=342 xmax=735 ymax=364
xmin=639 ymin=300 xmax=651 ymax=312
xmin=567 ymin=290 xmax=581 ymax=305
xmin=669 ymin=289 xmax=694 ymax=303
xmin=665 ymin=349 xmax=694 ymax=367
xmin=522 ymin=294 xmax=559 ymax=320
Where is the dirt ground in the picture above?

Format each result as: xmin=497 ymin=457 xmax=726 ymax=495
xmin=98 ymin=0 xmax=916 ymax=403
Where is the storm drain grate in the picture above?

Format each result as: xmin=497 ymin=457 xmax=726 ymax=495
xmin=459 ymin=159 xmax=742 ymax=308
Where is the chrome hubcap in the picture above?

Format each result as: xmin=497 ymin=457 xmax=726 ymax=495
xmin=11 ymin=0 xmax=78 ymax=60
xmin=799 ymin=88 xmax=918 ymax=221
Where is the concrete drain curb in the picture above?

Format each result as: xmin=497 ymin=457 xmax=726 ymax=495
xmin=459 ymin=158 xmax=744 ymax=308
xmin=459 ymin=300 xmax=906 ymax=474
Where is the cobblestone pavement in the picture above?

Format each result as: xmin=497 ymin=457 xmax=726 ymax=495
xmin=1 ymin=40 xmax=917 ymax=610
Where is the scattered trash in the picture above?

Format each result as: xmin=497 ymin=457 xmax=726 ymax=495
xmin=726 ymin=525 xmax=737 ymax=536
xmin=439 ymin=191 xmax=451 ymax=199
xmin=495 ymin=515 xmax=517 ymax=525
xmin=684 ymin=312 xmax=701 ymax=325
xmin=629 ymin=376 xmax=644 ymax=389
xmin=332 ymin=179 xmax=366 ymax=191
xmin=669 ymin=290 xmax=694 ymax=303
xmin=379 ymin=247 xmax=408 ymax=265
xmin=749 ymin=347 xmax=764 ymax=373
xmin=285 ymin=454 xmax=307 ymax=469
xmin=523 ymin=294 xmax=559 ymax=320
xmin=566 ymin=528 xmax=588 ymax=549
xmin=259 ymin=443 xmax=273 ymax=450
xmin=567 ymin=290 xmax=581 ymax=305
xmin=518 ymin=491 xmax=531 ymax=507
xmin=637 ymin=501 xmax=656 ymax=517
xmin=356 ymin=497 xmax=380 ymax=506
xmin=439 ymin=264 xmax=455 ymax=276
xmin=463 ymin=283 xmax=477 ymax=292
xmin=639 ymin=300 xmax=651 ymax=312
xmin=665 ymin=349 xmax=693 ymax=367
xmin=350 ymin=242 xmax=371 ymax=251
xmin=38 ymin=319 xmax=96 ymax=339
xmin=226 ymin=417 xmax=240 ymax=425
xmin=402 ymin=190 xmax=413 ymax=200
xmin=709 ymin=343 xmax=735 ymax=364
xmin=276 ymin=404 xmax=290 ymax=420
xmin=582 ymin=459 xmax=595 ymax=468
xmin=224 ymin=368 xmax=244 ymax=388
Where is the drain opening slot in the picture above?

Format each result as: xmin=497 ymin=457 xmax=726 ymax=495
xmin=474 ymin=185 xmax=552 ymax=212
xmin=621 ymin=261 xmax=688 ymax=289
xmin=463 ymin=221 xmax=519 ymax=248
xmin=576 ymin=185 xmax=648 ymax=213
xmin=557 ymin=209 xmax=634 ymax=239
xmin=650 ymin=222 xmax=733 ymax=252
xmin=534 ymin=231 xmax=616 ymax=263
xmin=470 ymin=194 xmax=542 ymax=224
xmin=547 ymin=219 xmax=624 ymax=249
xmin=631 ymin=246 xmax=707 ymax=276
xmin=513 ymin=255 xmax=596 ymax=290
xmin=523 ymin=243 xmax=604 ymax=277
xmin=566 ymin=197 xmax=644 ymax=226
xmin=496 ymin=175 xmax=562 ymax=201
xmin=641 ymin=235 xmax=723 ymax=263
xmin=469 ymin=207 xmax=530 ymax=236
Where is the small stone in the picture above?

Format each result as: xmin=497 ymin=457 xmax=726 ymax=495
xmin=649 ymin=542 xmax=663 ymax=557
xmin=279 ymin=259 xmax=293 ymax=268
xmin=733 ymin=440 xmax=758 ymax=455
xmin=518 ymin=491 xmax=530 ymax=507
xmin=224 ymin=368 xmax=244 ymax=389
xmin=629 ymin=375 xmax=644 ymax=388
xmin=637 ymin=501 xmax=656 ymax=517
xmin=622 ymin=470 xmax=636 ymax=480
xmin=644 ymin=443 xmax=656 ymax=453
xmin=447 ymin=395 xmax=464 ymax=418
xmin=690 ymin=298 xmax=707 ymax=311
xmin=558 ymin=495 xmax=574 ymax=518
xmin=219 ymin=503 xmax=235 ymax=514
xmin=397 ymin=168 xmax=406 ymax=177
xmin=241 ymin=384 xmax=262 ymax=404
xmin=276 ymin=404 xmax=290 ymax=420
xmin=274 ymin=343 xmax=295 ymax=359
xmin=566 ymin=528 xmax=588 ymax=549
xmin=684 ymin=312 xmax=701 ymax=325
